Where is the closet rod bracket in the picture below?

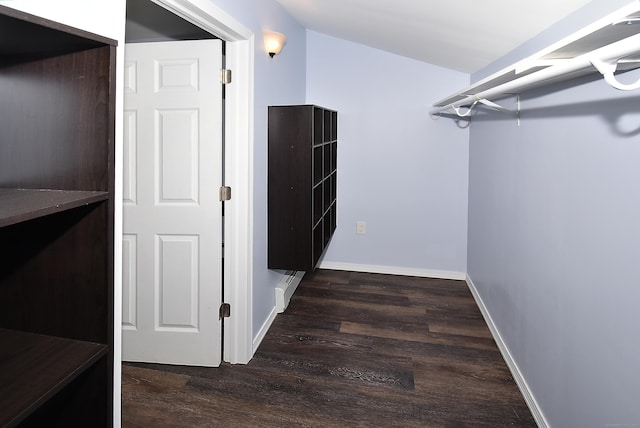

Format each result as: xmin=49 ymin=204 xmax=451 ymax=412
xmin=429 ymin=96 xmax=520 ymax=125
xmin=591 ymin=57 xmax=640 ymax=91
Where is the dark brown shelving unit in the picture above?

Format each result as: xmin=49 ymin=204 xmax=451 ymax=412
xmin=268 ymin=105 xmax=337 ymax=271
xmin=0 ymin=5 xmax=115 ymax=427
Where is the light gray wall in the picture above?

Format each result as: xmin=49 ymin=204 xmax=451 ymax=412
xmin=306 ymin=31 xmax=470 ymax=275
xmin=208 ymin=0 xmax=307 ymax=337
xmin=467 ymin=1 xmax=640 ymax=425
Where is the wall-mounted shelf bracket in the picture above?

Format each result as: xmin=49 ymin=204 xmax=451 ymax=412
xmin=478 ymin=97 xmax=520 ymax=126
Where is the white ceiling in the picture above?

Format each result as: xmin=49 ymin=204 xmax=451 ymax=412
xmin=275 ymin=0 xmax=594 ymax=73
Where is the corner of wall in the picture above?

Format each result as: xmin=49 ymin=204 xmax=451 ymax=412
xmin=464 ymin=274 xmax=549 ymax=428
xmin=252 ymin=305 xmax=278 ymax=354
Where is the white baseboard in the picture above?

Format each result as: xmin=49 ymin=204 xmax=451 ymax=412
xmin=319 ymin=261 xmax=466 ymax=281
xmin=465 ymin=274 xmax=548 ymax=428
xmin=275 ymin=270 xmax=305 ymax=313
xmin=252 ymin=305 xmax=277 ymax=354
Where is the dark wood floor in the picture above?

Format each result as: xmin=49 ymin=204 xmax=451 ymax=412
xmin=122 ymin=269 xmax=536 ymax=427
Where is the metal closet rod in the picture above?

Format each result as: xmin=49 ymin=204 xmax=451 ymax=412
xmin=430 ymin=32 xmax=640 ymax=118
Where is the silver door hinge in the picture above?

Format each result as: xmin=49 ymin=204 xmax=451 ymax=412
xmin=220 ymin=68 xmax=232 ymax=84
xmin=219 ymin=303 xmax=231 ymax=319
xmin=219 ymin=186 xmax=231 ymax=201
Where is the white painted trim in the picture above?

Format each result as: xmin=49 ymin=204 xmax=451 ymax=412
xmin=275 ymin=270 xmax=305 ymax=313
xmin=465 ymin=274 xmax=549 ymax=428
xmin=151 ymin=0 xmax=255 ymax=364
xmin=253 ymin=306 xmax=278 ymax=354
xmin=319 ymin=261 xmax=466 ymax=281
xmin=223 ymin=37 xmax=255 ymax=364
xmin=149 ymin=0 xmax=251 ymax=40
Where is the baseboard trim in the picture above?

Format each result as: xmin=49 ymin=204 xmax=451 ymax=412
xmin=252 ymin=305 xmax=277 ymax=354
xmin=465 ymin=274 xmax=548 ymax=428
xmin=319 ymin=261 xmax=466 ymax=281
xmin=275 ymin=270 xmax=305 ymax=313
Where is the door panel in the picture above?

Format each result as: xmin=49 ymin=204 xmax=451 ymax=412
xmin=157 ymin=234 xmax=199 ymax=330
xmin=122 ymin=39 xmax=223 ymax=367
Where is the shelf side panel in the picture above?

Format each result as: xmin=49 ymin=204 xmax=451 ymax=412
xmin=268 ymin=106 xmax=314 ymax=270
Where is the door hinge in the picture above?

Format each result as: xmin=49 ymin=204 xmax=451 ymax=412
xmin=220 ymin=68 xmax=232 ymax=84
xmin=219 ymin=303 xmax=231 ymax=319
xmin=219 ymin=185 xmax=231 ymax=201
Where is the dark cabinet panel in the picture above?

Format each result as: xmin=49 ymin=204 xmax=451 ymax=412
xmin=268 ymin=105 xmax=337 ymax=271
xmin=0 ymin=5 xmax=115 ymax=427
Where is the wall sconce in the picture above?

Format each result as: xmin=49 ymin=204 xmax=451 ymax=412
xmin=264 ymin=31 xmax=287 ymax=58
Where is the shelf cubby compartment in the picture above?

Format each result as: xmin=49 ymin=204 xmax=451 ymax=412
xmin=330 ymin=204 xmax=337 ymax=236
xmin=323 ymin=144 xmax=332 ymax=176
xmin=323 ymin=175 xmax=333 ymax=211
xmin=323 ymin=109 xmax=331 ymax=142
xmin=313 ymin=184 xmax=323 ymax=225
xmin=330 ymin=171 xmax=337 ymax=205
xmin=331 ymin=142 xmax=337 ymax=171
xmin=313 ymin=146 xmax=323 ymax=185
xmin=314 ymin=107 xmax=323 ymax=145
xmin=0 ymin=329 xmax=108 ymax=427
xmin=331 ymin=111 xmax=338 ymax=141
xmin=313 ymin=223 xmax=324 ymax=265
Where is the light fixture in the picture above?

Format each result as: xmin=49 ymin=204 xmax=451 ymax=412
xmin=264 ymin=31 xmax=287 ymax=57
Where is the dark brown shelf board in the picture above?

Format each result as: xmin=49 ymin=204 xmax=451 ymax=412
xmin=0 ymin=328 xmax=108 ymax=427
xmin=0 ymin=188 xmax=108 ymax=228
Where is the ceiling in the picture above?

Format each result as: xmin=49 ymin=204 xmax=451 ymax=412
xmin=274 ymin=0 xmax=594 ymax=73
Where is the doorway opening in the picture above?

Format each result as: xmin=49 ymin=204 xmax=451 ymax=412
xmin=122 ymin=0 xmax=254 ymax=366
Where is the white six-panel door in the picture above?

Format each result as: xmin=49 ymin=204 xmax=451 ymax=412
xmin=122 ymin=39 xmax=223 ymax=366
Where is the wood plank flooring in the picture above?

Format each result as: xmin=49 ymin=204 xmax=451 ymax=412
xmin=122 ymin=270 xmax=536 ymax=427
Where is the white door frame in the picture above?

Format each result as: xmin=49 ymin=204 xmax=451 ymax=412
xmin=149 ymin=0 xmax=255 ymax=364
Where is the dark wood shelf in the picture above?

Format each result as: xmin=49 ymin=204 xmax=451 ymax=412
xmin=0 ymin=188 xmax=108 ymax=228
xmin=268 ymin=105 xmax=337 ymax=271
xmin=0 ymin=5 xmax=115 ymax=426
xmin=0 ymin=328 xmax=108 ymax=427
